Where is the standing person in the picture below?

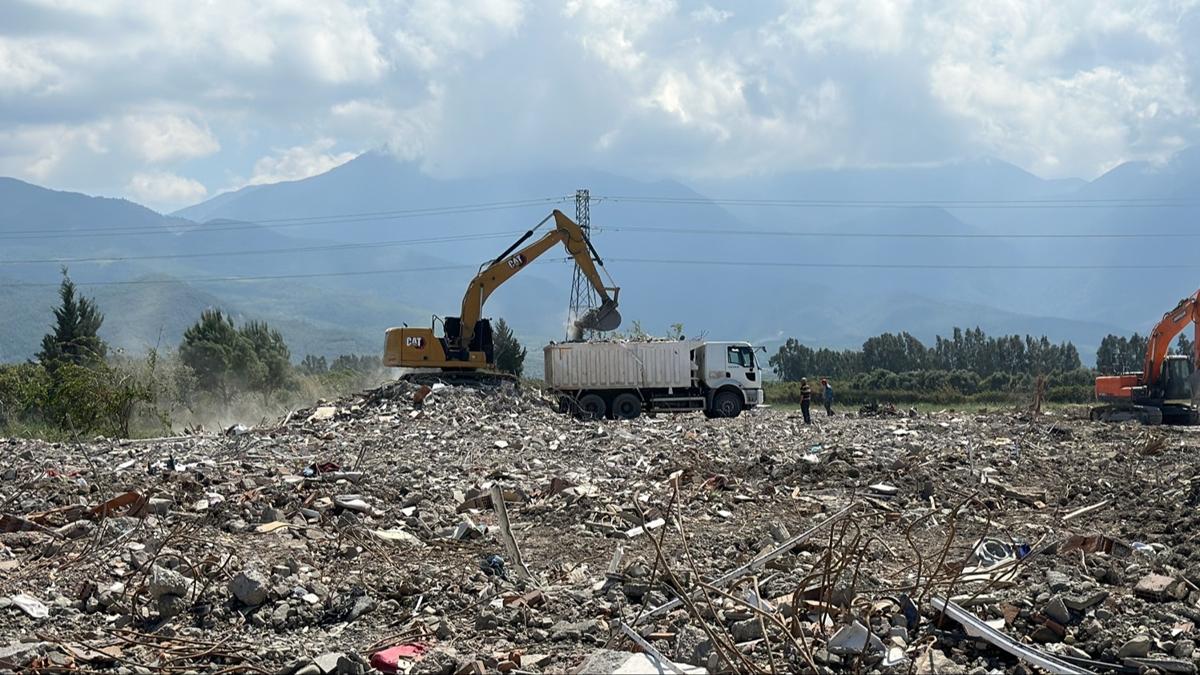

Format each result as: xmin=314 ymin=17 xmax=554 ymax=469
xmin=799 ymin=377 xmax=812 ymax=425
xmin=822 ymin=378 xmax=834 ymax=416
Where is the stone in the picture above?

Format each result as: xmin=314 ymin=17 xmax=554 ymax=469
xmin=1031 ymin=626 xmax=1062 ymax=644
xmin=229 ymin=568 xmax=270 ymax=606
xmin=1118 ymin=635 xmax=1152 ymax=659
xmin=0 ymin=642 xmax=46 ymax=667
xmin=914 ymin=649 xmax=966 ymax=674
xmin=1045 ymin=571 xmax=1072 ymax=593
xmin=730 ymin=617 xmax=764 ymax=643
xmin=148 ymin=565 xmax=192 ymax=599
xmin=1135 ymin=573 xmax=1188 ymax=601
xmin=1063 ymin=590 xmax=1108 ymax=611
xmin=1125 ymin=657 xmax=1197 ymax=674
xmin=574 ymin=649 xmax=706 ymax=675
xmin=311 ymin=652 xmax=358 ymax=675
xmin=156 ymin=593 xmax=189 ymax=618
xmin=1044 ymin=596 xmax=1070 ymax=624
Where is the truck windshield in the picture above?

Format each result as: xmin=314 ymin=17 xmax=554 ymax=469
xmin=727 ymin=346 xmax=756 ymax=368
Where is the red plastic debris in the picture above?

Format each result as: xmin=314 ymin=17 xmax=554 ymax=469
xmin=370 ymin=643 xmax=429 ymax=673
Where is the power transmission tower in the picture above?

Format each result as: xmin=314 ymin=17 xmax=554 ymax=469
xmin=567 ymin=189 xmax=599 ymax=341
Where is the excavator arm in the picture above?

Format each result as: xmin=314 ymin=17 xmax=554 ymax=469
xmin=456 ymin=210 xmax=620 ymax=350
xmin=382 ymin=210 xmax=620 ymax=371
xmin=1142 ymin=291 xmax=1200 ymax=387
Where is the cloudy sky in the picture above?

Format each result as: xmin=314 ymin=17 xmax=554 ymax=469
xmin=2 ymin=0 xmax=1198 ymax=210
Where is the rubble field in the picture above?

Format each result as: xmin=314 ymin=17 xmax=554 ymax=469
xmin=4 ymin=381 xmax=1200 ymax=674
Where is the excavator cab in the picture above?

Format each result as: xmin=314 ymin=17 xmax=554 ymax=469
xmin=1160 ymin=355 xmax=1194 ymax=401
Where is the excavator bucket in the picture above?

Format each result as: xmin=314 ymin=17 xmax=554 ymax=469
xmin=575 ymin=299 xmax=622 ymax=333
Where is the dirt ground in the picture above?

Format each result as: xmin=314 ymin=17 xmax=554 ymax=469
xmin=3 ymin=382 xmax=1200 ymax=674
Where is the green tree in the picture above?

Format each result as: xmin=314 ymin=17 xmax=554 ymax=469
xmin=299 ymin=354 xmax=328 ymax=375
xmin=331 ymin=354 xmax=378 ymax=373
xmin=1176 ymin=333 xmax=1195 ymax=361
xmin=240 ymin=321 xmax=293 ymax=403
xmin=38 ymin=268 xmax=107 ymax=371
xmin=493 ymin=318 xmax=527 ymax=376
xmin=180 ymin=309 xmax=256 ymax=403
xmin=1096 ymin=333 xmax=1148 ymax=374
xmin=861 ymin=332 xmax=927 ymax=372
xmin=770 ymin=338 xmax=814 ymax=381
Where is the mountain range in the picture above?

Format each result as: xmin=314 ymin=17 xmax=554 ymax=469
xmin=5 ymin=148 xmax=1200 ymax=370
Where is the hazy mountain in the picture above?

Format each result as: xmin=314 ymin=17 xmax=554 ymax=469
xmin=12 ymin=147 xmax=1200 ymax=367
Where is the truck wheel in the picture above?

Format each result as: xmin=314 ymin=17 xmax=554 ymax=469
xmin=612 ymin=393 xmax=642 ymax=420
xmin=711 ymin=390 xmax=742 ymax=418
xmin=577 ymin=394 xmax=607 ymax=420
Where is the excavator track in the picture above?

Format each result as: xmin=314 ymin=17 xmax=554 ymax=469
xmin=1089 ymin=404 xmax=1163 ymax=426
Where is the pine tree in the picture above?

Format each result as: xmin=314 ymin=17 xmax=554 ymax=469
xmin=1176 ymin=333 xmax=1195 ymax=361
xmin=38 ymin=268 xmax=107 ymax=371
xmin=240 ymin=321 xmax=292 ymax=403
xmin=180 ymin=309 xmax=251 ymax=404
xmin=493 ymin=318 xmax=527 ymax=377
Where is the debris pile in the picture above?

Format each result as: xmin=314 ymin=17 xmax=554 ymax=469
xmin=3 ymin=380 xmax=1200 ymax=673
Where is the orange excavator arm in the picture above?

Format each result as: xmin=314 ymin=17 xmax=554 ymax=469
xmin=454 ymin=209 xmax=620 ymax=351
xmin=1142 ymin=291 xmax=1200 ymax=387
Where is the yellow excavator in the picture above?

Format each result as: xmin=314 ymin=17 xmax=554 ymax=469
xmin=383 ymin=209 xmax=620 ymax=380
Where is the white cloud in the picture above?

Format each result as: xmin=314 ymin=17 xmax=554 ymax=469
xmin=390 ymin=0 xmax=526 ymax=70
xmin=691 ymin=5 xmax=732 ymax=24
xmin=1 ymin=0 xmax=1199 ymax=195
xmin=127 ymin=171 xmax=208 ymax=209
xmin=0 ymin=38 xmax=62 ymax=93
xmin=122 ymin=114 xmax=219 ymax=163
xmin=247 ymin=139 xmax=358 ymax=186
xmin=771 ymin=0 xmax=912 ymax=54
xmin=563 ymin=0 xmax=677 ymax=73
xmin=922 ymin=0 xmax=1199 ymax=175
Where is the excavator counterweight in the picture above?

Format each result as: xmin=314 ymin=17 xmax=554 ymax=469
xmin=382 ymin=210 xmax=619 ymax=376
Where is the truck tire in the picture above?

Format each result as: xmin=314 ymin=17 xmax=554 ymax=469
xmin=612 ymin=393 xmax=642 ymax=420
xmin=577 ymin=394 xmax=607 ymax=420
xmin=710 ymin=390 xmax=742 ymax=418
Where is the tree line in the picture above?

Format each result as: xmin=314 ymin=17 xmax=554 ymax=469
xmin=770 ymin=327 xmax=1083 ymax=381
xmin=1095 ymin=332 xmax=1193 ymax=374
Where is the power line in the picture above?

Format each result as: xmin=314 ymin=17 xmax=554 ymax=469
xmin=8 ymin=256 xmax=1198 ymax=289
xmin=607 ymin=257 xmax=1200 ymax=271
xmin=593 ymin=195 xmax=1200 ymax=209
xmin=594 ymin=225 xmax=1200 ymax=239
xmin=0 ymin=231 xmax=524 ymax=265
xmin=0 ymin=197 xmax=572 ymax=240
xmin=2 ymin=264 xmax=480 ymax=288
xmin=3 ymin=223 xmax=1194 ymax=266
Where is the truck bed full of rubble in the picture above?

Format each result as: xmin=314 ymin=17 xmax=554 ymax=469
xmin=4 ymin=382 xmax=1200 ymax=674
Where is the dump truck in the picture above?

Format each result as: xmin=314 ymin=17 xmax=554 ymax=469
xmin=544 ymin=340 xmax=764 ymax=419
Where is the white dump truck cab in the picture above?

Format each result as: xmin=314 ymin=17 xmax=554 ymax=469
xmin=696 ymin=342 xmax=764 ymax=416
xmin=544 ymin=339 xmax=764 ymax=420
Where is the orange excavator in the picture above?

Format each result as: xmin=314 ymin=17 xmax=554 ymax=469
xmin=1092 ymin=291 xmax=1200 ymax=425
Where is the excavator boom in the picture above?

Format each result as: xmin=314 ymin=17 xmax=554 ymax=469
xmin=382 ymin=210 xmax=619 ymax=372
